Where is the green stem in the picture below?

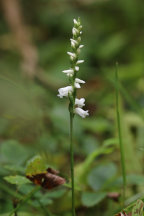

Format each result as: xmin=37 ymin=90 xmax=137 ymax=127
xmin=70 ymin=114 xmax=76 ymax=216
xmin=115 ymin=63 xmax=126 ymax=206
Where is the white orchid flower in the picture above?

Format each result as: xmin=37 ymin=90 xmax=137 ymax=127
xmin=75 ymin=98 xmax=85 ymax=107
xmin=67 ymin=52 xmax=77 ymax=61
xmin=58 ymin=86 xmax=73 ymax=98
xmin=74 ymin=78 xmax=85 ymax=88
xmin=62 ymin=69 xmax=74 ymax=76
xmin=72 ymin=27 xmax=79 ymax=36
xmin=75 ymin=107 xmax=89 ymax=118
xmin=70 ymin=39 xmax=78 ymax=48
xmin=76 ymin=60 xmax=84 ymax=64
xmin=73 ymin=19 xmax=79 ymax=25
xmin=75 ymin=66 xmax=79 ymax=71
xmin=79 ymin=45 xmax=84 ymax=49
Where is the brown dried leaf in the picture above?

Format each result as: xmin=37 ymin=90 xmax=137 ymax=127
xmin=27 ymin=167 xmax=66 ymax=190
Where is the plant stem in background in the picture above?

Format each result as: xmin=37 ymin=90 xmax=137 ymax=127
xmin=70 ymin=114 xmax=75 ymax=216
xmin=115 ymin=62 xmax=126 ymax=206
xmin=13 ymin=199 xmax=18 ymax=216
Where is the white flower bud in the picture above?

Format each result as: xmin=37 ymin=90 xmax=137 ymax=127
xmin=77 ymin=37 xmax=81 ymax=43
xmin=62 ymin=69 xmax=74 ymax=76
xmin=75 ymin=78 xmax=85 ymax=83
xmin=74 ymin=78 xmax=85 ymax=88
xmin=73 ymin=19 xmax=79 ymax=25
xmin=58 ymin=86 xmax=73 ymax=98
xmin=76 ymin=60 xmax=84 ymax=64
xmin=70 ymin=39 xmax=78 ymax=48
xmin=72 ymin=27 xmax=79 ymax=36
xmin=67 ymin=52 xmax=76 ymax=59
xmin=75 ymin=66 xmax=79 ymax=71
xmin=75 ymin=107 xmax=89 ymax=118
xmin=71 ymin=41 xmax=75 ymax=48
xmin=75 ymin=98 xmax=85 ymax=107
xmin=70 ymin=39 xmax=77 ymax=44
xmin=79 ymin=45 xmax=84 ymax=49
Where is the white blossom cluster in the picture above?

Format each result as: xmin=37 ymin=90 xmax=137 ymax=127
xmin=57 ymin=18 xmax=89 ymax=118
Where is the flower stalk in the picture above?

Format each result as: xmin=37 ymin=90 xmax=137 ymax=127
xmin=115 ymin=62 xmax=126 ymax=207
xmin=58 ymin=18 xmax=89 ymax=215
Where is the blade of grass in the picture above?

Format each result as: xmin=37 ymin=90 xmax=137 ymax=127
xmin=108 ymin=75 xmax=144 ymax=120
xmin=115 ymin=62 xmax=126 ymax=206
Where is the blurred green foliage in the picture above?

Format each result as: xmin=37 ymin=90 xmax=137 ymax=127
xmin=0 ymin=0 xmax=144 ymax=215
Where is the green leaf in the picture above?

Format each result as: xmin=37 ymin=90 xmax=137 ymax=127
xmin=31 ymin=198 xmax=53 ymax=207
xmin=98 ymin=33 xmax=127 ymax=60
xmin=43 ymin=189 xmax=66 ymax=199
xmin=81 ymin=192 xmax=107 ymax=207
xmin=26 ymin=155 xmax=47 ymax=176
xmin=75 ymin=145 xmax=115 ymax=185
xmin=4 ymin=175 xmax=30 ymax=185
xmin=82 ymin=118 xmax=113 ymax=133
xmin=112 ymin=174 xmax=144 ymax=187
xmin=88 ymin=163 xmax=117 ymax=191
xmin=0 ymin=140 xmax=30 ymax=165
xmin=4 ymin=164 xmax=25 ymax=173
xmin=132 ymin=200 xmax=144 ymax=216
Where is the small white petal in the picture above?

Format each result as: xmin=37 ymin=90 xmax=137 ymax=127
xmin=62 ymin=69 xmax=74 ymax=76
xmin=71 ymin=41 xmax=75 ymax=48
xmin=75 ymin=83 xmax=81 ymax=88
xmin=79 ymin=45 xmax=84 ymax=49
xmin=57 ymin=86 xmax=73 ymax=98
xmin=75 ymin=107 xmax=89 ymax=118
xmin=75 ymin=66 xmax=79 ymax=71
xmin=67 ymin=52 xmax=76 ymax=60
xmin=72 ymin=27 xmax=79 ymax=36
xmin=75 ymin=78 xmax=85 ymax=84
xmin=76 ymin=60 xmax=84 ymax=64
xmin=75 ymin=98 xmax=85 ymax=107
xmin=70 ymin=39 xmax=77 ymax=44
xmin=73 ymin=19 xmax=78 ymax=25
xmin=70 ymin=39 xmax=78 ymax=48
xmin=74 ymin=78 xmax=85 ymax=88
xmin=80 ymin=31 xmax=82 ymax=35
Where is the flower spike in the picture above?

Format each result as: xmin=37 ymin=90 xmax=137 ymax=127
xmin=57 ymin=17 xmax=89 ymax=216
xmin=75 ymin=107 xmax=89 ymax=118
xmin=57 ymin=17 xmax=89 ymax=118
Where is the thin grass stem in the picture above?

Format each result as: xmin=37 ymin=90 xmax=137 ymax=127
xmin=70 ymin=114 xmax=76 ymax=216
xmin=115 ymin=62 xmax=126 ymax=206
